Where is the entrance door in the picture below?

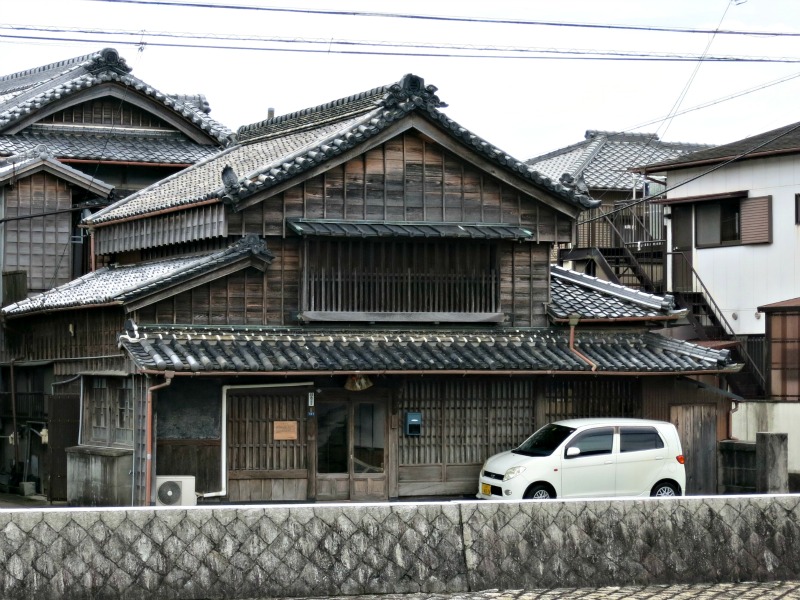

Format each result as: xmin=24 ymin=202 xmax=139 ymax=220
xmin=671 ymin=204 xmax=694 ymax=292
xmin=316 ymin=398 xmax=387 ymax=501
xmin=670 ymin=404 xmax=717 ymax=495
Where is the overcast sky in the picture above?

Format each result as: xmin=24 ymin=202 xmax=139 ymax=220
xmin=3 ymin=0 xmax=800 ymax=160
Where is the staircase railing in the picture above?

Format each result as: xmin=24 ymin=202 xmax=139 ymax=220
xmin=668 ymin=251 xmax=766 ymax=393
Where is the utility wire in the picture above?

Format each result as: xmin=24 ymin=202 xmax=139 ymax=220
xmin=2 ymin=23 xmax=793 ymax=63
xmin=82 ymin=0 xmax=800 ymax=38
xmin=2 ymin=32 xmax=800 ymax=62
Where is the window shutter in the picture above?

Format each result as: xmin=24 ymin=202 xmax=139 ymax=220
xmin=740 ymin=195 xmax=772 ymax=244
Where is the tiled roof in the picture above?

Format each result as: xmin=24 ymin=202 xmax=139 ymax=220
xmin=287 ymin=219 xmax=534 ymax=239
xmin=0 ymin=48 xmax=233 ymax=153
xmin=527 ymin=131 xmax=711 ymax=192
xmin=1 ymin=235 xmax=274 ymax=317
xmin=0 ymin=127 xmax=221 ymax=165
xmin=0 ymin=146 xmax=113 ymax=195
xmin=86 ymin=73 xmax=598 ymax=225
xmin=116 ymin=325 xmax=737 ymax=374
xmin=549 ymin=266 xmax=685 ymax=321
xmin=642 ymin=121 xmax=800 ymax=171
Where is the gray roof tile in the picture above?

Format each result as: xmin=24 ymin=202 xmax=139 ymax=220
xmin=549 ymin=265 xmax=684 ymax=321
xmin=0 ymin=47 xmax=233 ymax=163
xmin=86 ymin=74 xmax=598 ymax=225
xmin=116 ymin=325 xmax=737 ymax=374
xmin=1 ymin=235 xmax=273 ymax=316
xmin=527 ymin=130 xmax=712 ymax=192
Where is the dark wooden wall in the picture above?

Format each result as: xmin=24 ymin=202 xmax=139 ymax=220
xmin=3 ymin=172 xmax=73 ymax=294
xmin=41 ymin=98 xmax=174 ymax=129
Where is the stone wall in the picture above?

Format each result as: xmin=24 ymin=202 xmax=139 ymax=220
xmin=1 ymin=495 xmax=799 ymax=600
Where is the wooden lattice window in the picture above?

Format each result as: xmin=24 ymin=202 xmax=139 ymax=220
xmin=302 ymin=238 xmax=501 ymax=322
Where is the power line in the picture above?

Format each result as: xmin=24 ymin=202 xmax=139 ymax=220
xmin=83 ymin=0 xmax=800 ymax=38
xmin=2 ymin=31 xmax=800 ymax=63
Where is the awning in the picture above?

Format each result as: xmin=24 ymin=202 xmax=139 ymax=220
xmin=117 ymin=326 xmax=740 ymax=375
xmin=287 ymin=219 xmax=534 ymax=240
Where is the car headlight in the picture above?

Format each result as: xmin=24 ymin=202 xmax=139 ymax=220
xmin=503 ymin=466 xmax=527 ymax=481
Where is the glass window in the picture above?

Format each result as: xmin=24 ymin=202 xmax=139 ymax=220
xmin=353 ymin=403 xmax=385 ymax=473
xmin=566 ymin=427 xmax=614 ymax=457
xmin=620 ymin=427 xmax=664 ymax=452
xmin=514 ymin=423 xmax=576 ymax=457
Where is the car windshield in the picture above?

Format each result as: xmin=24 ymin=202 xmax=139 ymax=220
xmin=513 ymin=423 xmax=576 ymax=457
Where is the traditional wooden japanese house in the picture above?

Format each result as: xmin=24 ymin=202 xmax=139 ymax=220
xmin=1 ymin=74 xmax=740 ymax=505
xmin=0 ymin=47 xmax=231 ymax=498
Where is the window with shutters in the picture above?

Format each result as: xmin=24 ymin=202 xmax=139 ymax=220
xmin=695 ymin=195 xmax=771 ymax=248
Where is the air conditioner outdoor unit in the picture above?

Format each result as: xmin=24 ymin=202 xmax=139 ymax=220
xmin=155 ymin=475 xmax=197 ymax=507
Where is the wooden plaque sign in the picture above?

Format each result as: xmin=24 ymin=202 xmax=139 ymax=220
xmin=273 ymin=421 xmax=298 ymax=441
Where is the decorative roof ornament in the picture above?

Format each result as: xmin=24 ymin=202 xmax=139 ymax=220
xmin=86 ymin=48 xmax=132 ymax=75
xmin=383 ymin=74 xmax=448 ymax=110
xmin=220 ymin=164 xmax=241 ymax=204
xmin=236 ymin=234 xmax=275 ymax=262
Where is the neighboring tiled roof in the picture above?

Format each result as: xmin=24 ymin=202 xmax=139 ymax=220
xmin=287 ymin=219 xmax=534 ymax=239
xmin=1 ymin=235 xmax=274 ymax=316
xmin=116 ymin=325 xmax=738 ymax=374
xmin=526 ymin=131 xmax=711 ymax=192
xmin=0 ymin=48 xmax=233 ymax=155
xmin=0 ymin=146 xmax=113 ymax=196
xmin=549 ymin=266 xmax=685 ymax=321
xmin=86 ymin=73 xmax=598 ymax=225
xmin=642 ymin=121 xmax=800 ymax=171
xmin=0 ymin=128 xmax=221 ymax=164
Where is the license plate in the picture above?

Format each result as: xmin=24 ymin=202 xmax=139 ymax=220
xmin=481 ymin=483 xmax=491 ymax=496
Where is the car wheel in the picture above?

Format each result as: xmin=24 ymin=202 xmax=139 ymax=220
xmin=651 ymin=482 xmax=679 ymax=497
xmin=524 ymin=485 xmax=553 ymax=500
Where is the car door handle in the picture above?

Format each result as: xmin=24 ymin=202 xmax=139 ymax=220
xmin=604 ymin=460 xmax=614 ymax=465
xmin=655 ymin=456 xmax=664 ymax=460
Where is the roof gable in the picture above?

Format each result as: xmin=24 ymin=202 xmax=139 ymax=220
xmin=86 ymin=74 xmax=597 ymax=227
xmin=0 ymin=146 xmax=113 ymax=196
xmin=0 ymin=48 xmax=232 ymax=152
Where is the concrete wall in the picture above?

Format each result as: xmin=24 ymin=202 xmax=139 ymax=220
xmin=1 ymin=496 xmax=800 ymax=599
xmin=732 ymin=402 xmax=800 ymax=472
xmin=66 ymin=446 xmax=132 ymax=506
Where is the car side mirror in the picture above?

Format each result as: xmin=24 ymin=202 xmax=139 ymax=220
xmin=566 ymin=446 xmax=581 ymax=457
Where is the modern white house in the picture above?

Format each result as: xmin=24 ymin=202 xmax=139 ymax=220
xmin=643 ymin=120 xmax=800 ymax=473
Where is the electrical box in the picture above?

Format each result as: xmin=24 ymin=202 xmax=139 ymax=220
xmin=405 ymin=412 xmax=422 ymax=436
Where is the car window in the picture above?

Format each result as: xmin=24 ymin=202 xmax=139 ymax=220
xmin=620 ymin=427 xmax=664 ymax=453
xmin=566 ymin=427 xmax=614 ymax=458
xmin=514 ymin=423 xmax=576 ymax=457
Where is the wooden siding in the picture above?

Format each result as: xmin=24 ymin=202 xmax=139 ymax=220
xmin=226 ymin=389 xmax=309 ymax=502
xmin=4 ymin=172 xmax=73 ymax=293
xmin=641 ymin=376 xmax=730 ymax=441
xmin=6 ymin=307 xmax=126 ymax=366
xmin=136 ymin=266 xmax=268 ymax=325
xmin=93 ymin=203 xmax=227 ymax=255
xmin=40 ymin=98 xmax=174 ymax=129
xmin=501 ymin=242 xmax=550 ymax=327
xmin=766 ymin=312 xmax=800 ymax=400
xmin=227 ymin=131 xmax=571 ymax=240
xmin=740 ymin=195 xmax=772 ymax=245
xmin=396 ymin=378 xmax=536 ymax=496
xmin=541 ymin=378 xmax=641 ymax=422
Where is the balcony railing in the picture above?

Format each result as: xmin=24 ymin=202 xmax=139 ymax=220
xmin=303 ymin=269 xmax=501 ymax=322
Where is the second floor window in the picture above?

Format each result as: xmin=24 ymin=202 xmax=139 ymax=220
xmin=302 ymin=238 xmax=500 ymax=321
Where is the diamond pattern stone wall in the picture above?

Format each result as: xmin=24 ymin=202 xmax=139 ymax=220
xmin=0 ymin=496 xmax=799 ymax=599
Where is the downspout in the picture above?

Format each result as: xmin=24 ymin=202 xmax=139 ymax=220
xmin=145 ymin=373 xmax=174 ymax=506
xmin=89 ymin=230 xmax=96 ymax=272
xmin=10 ymin=360 xmax=19 ymax=468
xmin=728 ymin=400 xmax=739 ymax=440
xmin=568 ymin=314 xmax=598 ymax=372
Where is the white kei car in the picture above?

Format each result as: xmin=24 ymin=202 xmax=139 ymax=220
xmin=477 ymin=418 xmax=686 ymax=500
